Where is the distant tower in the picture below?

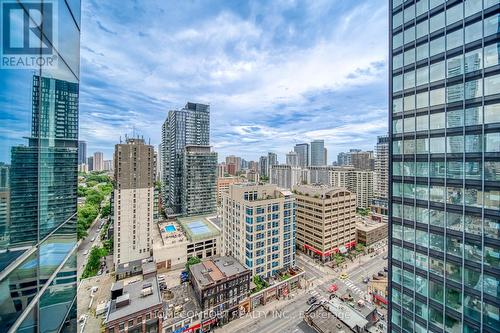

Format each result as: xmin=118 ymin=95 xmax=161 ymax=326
xmin=113 ymin=138 xmax=155 ymax=266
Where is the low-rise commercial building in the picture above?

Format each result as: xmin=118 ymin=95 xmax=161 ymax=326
xmin=355 ymin=218 xmax=388 ymax=246
xmin=189 ymin=256 xmax=251 ymax=326
xmin=294 ymin=184 xmax=357 ymax=262
xmin=153 ymin=215 xmax=221 ymax=270
xmin=104 ymin=276 xmax=163 ymax=333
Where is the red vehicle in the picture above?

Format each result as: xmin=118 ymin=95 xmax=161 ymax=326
xmin=328 ymin=284 xmax=338 ymax=293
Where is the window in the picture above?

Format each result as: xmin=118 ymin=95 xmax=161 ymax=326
xmin=430 ymin=136 xmax=445 ymax=153
xmin=430 ymin=11 xmax=445 ymax=32
xmin=484 ymin=14 xmax=500 ymax=37
xmin=447 ymin=28 xmax=463 ymax=50
xmin=393 ymin=97 xmax=403 ymax=113
xmin=416 ymin=42 xmax=429 ymax=61
xmin=485 ymin=74 xmax=500 ymax=96
xmin=465 ymin=48 xmax=483 ymax=73
xmin=485 ymin=103 xmax=500 ymax=124
xmin=430 ymin=36 xmax=445 ymax=56
xmin=393 ymin=53 xmax=403 ymax=69
xmin=430 ymin=88 xmax=445 ymax=106
xmin=447 ymin=82 xmax=464 ymax=103
xmin=447 ymin=109 xmax=464 ymax=128
xmin=430 ymin=61 xmax=445 ymax=82
xmin=446 ymin=3 xmax=463 ymax=25
xmin=404 ymin=26 xmax=415 ymax=44
xmin=485 ymin=133 xmax=500 ymax=153
xmin=447 ymin=54 xmax=463 ymax=78
xmin=465 ymin=107 xmax=482 ymax=126
xmin=417 ymin=91 xmax=429 ymax=109
xmin=430 ymin=112 xmax=445 ymax=129
xmin=404 ymin=70 xmax=415 ymax=89
xmin=484 ymin=43 xmax=500 ymax=68
xmin=404 ymin=48 xmax=416 ymax=66
xmin=393 ymin=74 xmax=403 ymax=92
xmin=404 ymin=116 xmax=415 ymax=132
xmin=404 ymin=94 xmax=415 ymax=111
xmin=465 ymin=21 xmax=482 ymax=44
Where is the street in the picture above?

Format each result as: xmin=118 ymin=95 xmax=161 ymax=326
xmin=216 ymin=248 xmax=388 ymax=333
xmin=77 ymin=215 xmax=104 ymax=279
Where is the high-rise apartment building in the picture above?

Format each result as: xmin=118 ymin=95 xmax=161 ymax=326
xmin=221 ymin=184 xmax=296 ymax=277
xmin=270 ymin=165 xmax=303 ymax=189
xmin=181 ymin=146 xmax=217 ymax=216
xmin=329 ymin=167 xmax=374 ymax=209
xmin=0 ymin=2 xmax=81 ymax=329
xmin=324 ymin=147 xmax=328 ymax=165
xmin=350 ymin=150 xmax=375 ymax=170
xmin=113 ymin=138 xmax=155 ymax=266
xmin=87 ymin=156 xmax=94 ymax=171
xmin=161 ymin=102 xmax=211 ymax=216
xmin=286 ymin=151 xmax=299 ymax=166
xmin=93 ymin=151 xmax=104 ymax=171
xmin=294 ymin=143 xmax=310 ymax=167
xmin=294 ymin=184 xmax=357 ymax=262
xmin=389 ymin=1 xmax=500 ymax=332
xmin=267 ymin=152 xmax=278 ymax=177
xmin=225 ymin=155 xmax=241 ymax=175
xmin=259 ymin=155 xmax=268 ymax=178
xmin=375 ymin=135 xmax=389 ymax=200
xmin=310 ymin=140 xmax=326 ymax=166
xmin=78 ymin=140 xmax=87 ymax=165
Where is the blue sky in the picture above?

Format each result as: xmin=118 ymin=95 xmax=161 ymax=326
xmin=80 ymin=0 xmax=389 ymax=162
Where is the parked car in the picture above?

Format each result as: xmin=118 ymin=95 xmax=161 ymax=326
xmin=307 ymin=296 xmax=317 ymax=305
xmin=83 ymin=250 xmax=89 ymax=256
xmin=91 ymin=236 xmax=96 ymax=242
xmin=363 ymin=277 xmax=370 ymax=284
xmin=384 ymin=267 xmax=388 ymax=272
xmin=383 ymin=255 xmax=388 ymax=260
xmin=378 ymin=271 xmax=385 ymax=277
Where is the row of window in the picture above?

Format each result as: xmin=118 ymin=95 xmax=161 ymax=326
xmin=394 ymin=46 xmax=499 ymax=96
xmin=393 ymin=181 xmax=500 ymax=210
xmin=393 ymin=160 xmax=499 ymax=181
xmin=392 ymin=202 xmax=499 ymax=238
xmin=393 ymin=132 xmax=500 ymax=154
xmin=392 ymin=245 xmax=499 ymax=295
xmin=392 ymin=0 xmax=494 ymax=24
xmin=393 ymin=104 xmax=499 ymax=133
xmin=394 ymin=74 xmax=500 ymax=110
xmin=393 ymin=10 xmax=499 ymax=53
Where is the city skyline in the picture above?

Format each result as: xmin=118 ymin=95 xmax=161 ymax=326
xmin=75 ymin=0 xmax=388 ymax=161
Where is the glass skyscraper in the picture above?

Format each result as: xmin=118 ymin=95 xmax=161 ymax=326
xmin=0 ymin=1 xmax=81 ymax=332
xmin=161 ymin=102 xmax=211 ymax=216
xmin=389 ymin=1 xmax=499 ymax=333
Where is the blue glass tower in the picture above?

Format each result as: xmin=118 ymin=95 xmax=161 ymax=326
xmin=0 ymin=1 xmax=81 ymax=332
xmin=389 ymin=0 xmax=500 ymax=332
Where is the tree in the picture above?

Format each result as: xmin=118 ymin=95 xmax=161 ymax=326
xmin=185 ymin=256 xmax=201 ymax=271
xmin=101 ymin=202 xmax=111 ymax=218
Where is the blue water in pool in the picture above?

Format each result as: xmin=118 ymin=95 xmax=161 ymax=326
xmin=165 ymin=225 xmax=176 ymax=232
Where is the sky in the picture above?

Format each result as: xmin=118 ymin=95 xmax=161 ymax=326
xmin=79 ymin=0 xmax=389 ymax=163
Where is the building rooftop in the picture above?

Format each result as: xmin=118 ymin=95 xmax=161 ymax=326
xmin=177 ymin=214 xmax=220 ymax=242
xmin=305 ymin=303 xmax=355 ymax=333
xmin=356 ymin=218 xmax=388 ymax=232
xmin=325 ymin=297 xmax=369 ymax=331
xmin=293 ymin=184 xmax=352 ymax=198
xmin=105 ymin=276 xmax=162 ymax=323
xmin=162 ymin=284 xmax=202 ymax=328
xmin=190 ymin=256 xmax=249 ymax=289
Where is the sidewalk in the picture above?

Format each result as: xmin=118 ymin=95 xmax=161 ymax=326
xmin=215 ymin=288 xmax=310 ymax=333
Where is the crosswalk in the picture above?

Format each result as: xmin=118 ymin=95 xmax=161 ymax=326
xmin=344 ymin=279 xmax=368 ymax=299
xmin=308 ymin=289 xmax=328 ymax=303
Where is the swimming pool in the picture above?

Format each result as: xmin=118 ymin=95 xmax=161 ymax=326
xmin=164 ymin=225 xmax=177 ymax=233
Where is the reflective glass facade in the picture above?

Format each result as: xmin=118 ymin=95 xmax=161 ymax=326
xmin=0 ymin=1 xmax=80 ymax=332
xmin=389 ymin=0 xmax=500 ymax=332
